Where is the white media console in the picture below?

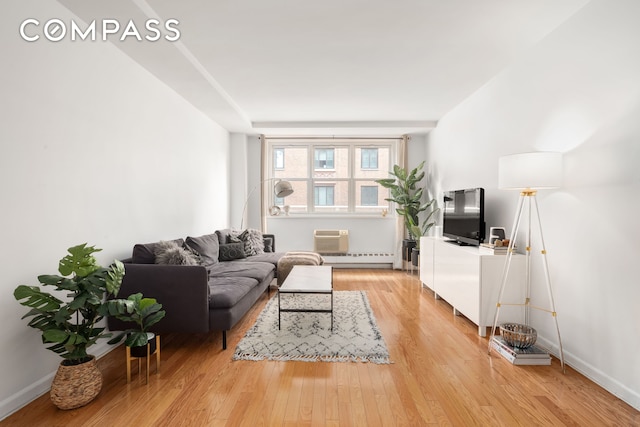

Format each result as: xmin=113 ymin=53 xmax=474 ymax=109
xmin=419 ymin=236 xmax=526 ymax=336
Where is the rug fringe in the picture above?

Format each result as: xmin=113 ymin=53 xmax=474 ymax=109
xmin=233 ymin=353 xmax=392 ymax=365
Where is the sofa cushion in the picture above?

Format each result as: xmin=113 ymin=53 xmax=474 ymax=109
xmin=208 ymin=276 xmax=258 ymax=309
xmin=234 ymin=251 xmax=284 ymax=268
xmin=132 ymin=238 xmax=185 ymax=264
xmin=207 ymin=261 xmax=274 ymax=281
xmin=185 ymin=233 xmax=220 ymax=267
xmin=154 ymin=241 xmax=201 ymax=265
xmin=218 ymin=242 xmax=246 ymax=262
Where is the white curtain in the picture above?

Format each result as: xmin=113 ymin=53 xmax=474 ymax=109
xmin=259 ymin=134 xmax=268 ymax=232
xmin=393 ymin=135 xmax=408 ymax=269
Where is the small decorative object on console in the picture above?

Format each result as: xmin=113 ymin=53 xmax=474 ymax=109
xmin=269 ymin=205 xmax=281 ymax=216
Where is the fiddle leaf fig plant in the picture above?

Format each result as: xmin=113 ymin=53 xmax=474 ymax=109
xmin=14 ymin=243 xmax=125 ymax=365
xmin=376 ymin=160 xmax=436 ymax=240
xmin=407 ymin=198 xmax=439 ymax=248
xmin=101 ymin=293 xmax=166 ymax=348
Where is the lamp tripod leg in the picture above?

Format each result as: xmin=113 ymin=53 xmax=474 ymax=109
xmin=489 ymin=193 xmax=527 ymax=352
xmin=531 ymin=196 xmax=565 ymax=373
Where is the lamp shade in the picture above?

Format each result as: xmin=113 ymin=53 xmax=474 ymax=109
xmin=498 ymin=152 xmax=563 ymax=190
xmin=274 ymin=180 xmax=294 ymax=198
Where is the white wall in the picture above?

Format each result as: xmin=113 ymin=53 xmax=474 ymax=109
xmin=425 ymin=0 xmax=640 ymax=409
xmin=0 ymin=1 xmax=230 ymax=419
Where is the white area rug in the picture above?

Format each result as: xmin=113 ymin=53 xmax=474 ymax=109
xmin=233 ymin=290 xmax=391 ymax=364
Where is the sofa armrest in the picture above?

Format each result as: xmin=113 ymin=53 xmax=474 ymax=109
xmin=107 ymin=263 xmax=210 ymax=334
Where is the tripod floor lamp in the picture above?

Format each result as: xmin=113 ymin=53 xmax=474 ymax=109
xmin=489 ymin=152 xmax=565 ymax=372
xmin=240 ymin=179 xmax=293 ymax=230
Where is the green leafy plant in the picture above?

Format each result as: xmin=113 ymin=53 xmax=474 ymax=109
xmin=407 ymin=199 xmax=439 ymax=248
xmin=376 ymin=161 xmax=437 ymax=240
xmin=101 ymin=293 xmax=165 ymax=348
xmin=14 ymin=243 xmax=125 ymax=365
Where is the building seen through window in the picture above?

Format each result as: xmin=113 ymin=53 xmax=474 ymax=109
xmin=265 ymin=139 xmax=397 ymax=215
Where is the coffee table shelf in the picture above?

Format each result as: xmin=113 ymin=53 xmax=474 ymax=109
xmin=278 ymin=265 xmax=333 ymax=330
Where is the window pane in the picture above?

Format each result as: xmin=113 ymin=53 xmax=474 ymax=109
xmin=314 ymin=148 xmax=334 ymax=169
xmin=314 ymin=185 xmax=334 ymax=206
xmin=274 ymin=147 xmax=308 ymax=179
xmin=314 ymin=180 xmax=349 ymax=213
xmin=355 ymin=180 xmax=389 ymax=213
xmin=274 ymin=148 xmax=285 ymax=170
xmin=314 ymin=146 xmax=348 ymax=179
xmin=361 ymin=185 xmax=378 ymax=205
xmin=361 ymin=148 xmax=378 ymax=169
xmin=355 ymin=146 xmax=390 ymax=179
xmin=277 ymin=180 xmax=307 ymax=213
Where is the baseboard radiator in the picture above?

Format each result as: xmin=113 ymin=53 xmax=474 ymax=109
xmin=313 ymin=230 xmax=393 ymax=268
xmin=322 ymin=252 xmax=394 ymax=269
xmin=313 ymin=229 xmax=349 ymax=254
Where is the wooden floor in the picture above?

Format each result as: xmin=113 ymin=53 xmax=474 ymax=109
xmin=3 ymin=269 xmax=638 ymax=426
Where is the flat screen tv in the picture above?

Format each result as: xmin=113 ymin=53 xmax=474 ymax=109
xmin=442 ymin=188 xmax=485 ymax=246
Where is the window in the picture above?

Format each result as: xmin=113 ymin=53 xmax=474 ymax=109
xmin=361 ymin=186 xmax=378 ymax=206
xmin=266 ymin=138 xmax=397 ymax=215
xmin=314 ymin=185 xmax=335 ymax=206
xmin=274 ymin=148 xmax=284 ymax=170
xmin=361 ymin=148 xmax=378 ymax=169
xmin=314 ymin=148 xmax=334 ymax=169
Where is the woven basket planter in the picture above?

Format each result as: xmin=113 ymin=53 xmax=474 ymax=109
xmin=50 ymin=355 xmax=102 ymax=410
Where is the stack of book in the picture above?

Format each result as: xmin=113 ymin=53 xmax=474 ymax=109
xmin=479 ymin=243 xmax=513 ymax=255
xmin=490 ymin=336 xmax=551 ymax=365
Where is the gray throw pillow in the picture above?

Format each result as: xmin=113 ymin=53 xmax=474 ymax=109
xmin=263 ymin=236 xmax=274 ymax=253
xmin=154 ymin=241 xmax=200 ymax=265
xmin=185 ymin=233 xmax=220 ymax=267
xmin=132 ymin=238 xmax=185 ymax=264
xmin=218 ymin=242 xmax=246 ymax=261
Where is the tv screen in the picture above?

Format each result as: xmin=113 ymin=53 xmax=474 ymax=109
xmin=442 ymin=188 xmax=485 ymax=246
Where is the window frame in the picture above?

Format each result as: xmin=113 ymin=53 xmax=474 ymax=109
xmin=265 ymin=138 xmax=398 ymax=216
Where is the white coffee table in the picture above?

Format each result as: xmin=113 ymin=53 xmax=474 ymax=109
xmin=278 ymin=265 xmax=333 ymax=330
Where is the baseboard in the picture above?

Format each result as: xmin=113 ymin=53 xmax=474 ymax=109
xmin=0 ymin=341 xmax=117 ymax=421
xmin=537 ymin=335 xmax=640 ymax=411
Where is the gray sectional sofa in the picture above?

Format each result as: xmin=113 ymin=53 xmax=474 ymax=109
xmin=107 ymin=229 xmax=284 ymax=349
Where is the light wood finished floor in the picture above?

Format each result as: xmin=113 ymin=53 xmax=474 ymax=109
xmin=3 ymin=269 xmax=638 ymax=426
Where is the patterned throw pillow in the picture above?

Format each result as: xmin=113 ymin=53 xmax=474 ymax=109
xmin=229 ymin=228 xmax=265 ymax=256
xmin=240 ymin=228 xmax=265 ymax=256
xmin=218 ymin=242 xmax=246 ymax=261
xmin=154 ymin=241 xmax=200 ymax=265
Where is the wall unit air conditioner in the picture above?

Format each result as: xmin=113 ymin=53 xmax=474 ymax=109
xmin=313 ymin=229 xmax=349 ymax=254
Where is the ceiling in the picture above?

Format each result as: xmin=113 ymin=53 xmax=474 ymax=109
xmin=58 ymin=0 xmax=588 ymax=136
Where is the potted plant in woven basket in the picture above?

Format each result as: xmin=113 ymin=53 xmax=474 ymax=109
xmin=101 ymin=292 xmax=166 ymax=356
xmin=13 ymin=243 xmax=125 ymax=410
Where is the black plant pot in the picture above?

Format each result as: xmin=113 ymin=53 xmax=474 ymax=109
xmin=411 ymin=248 xmax=420 ymax=266
xmin=129 ymin=333 xmax=157 ymax=358
xmin=402 ymin=239 xmax=417 ymax=262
